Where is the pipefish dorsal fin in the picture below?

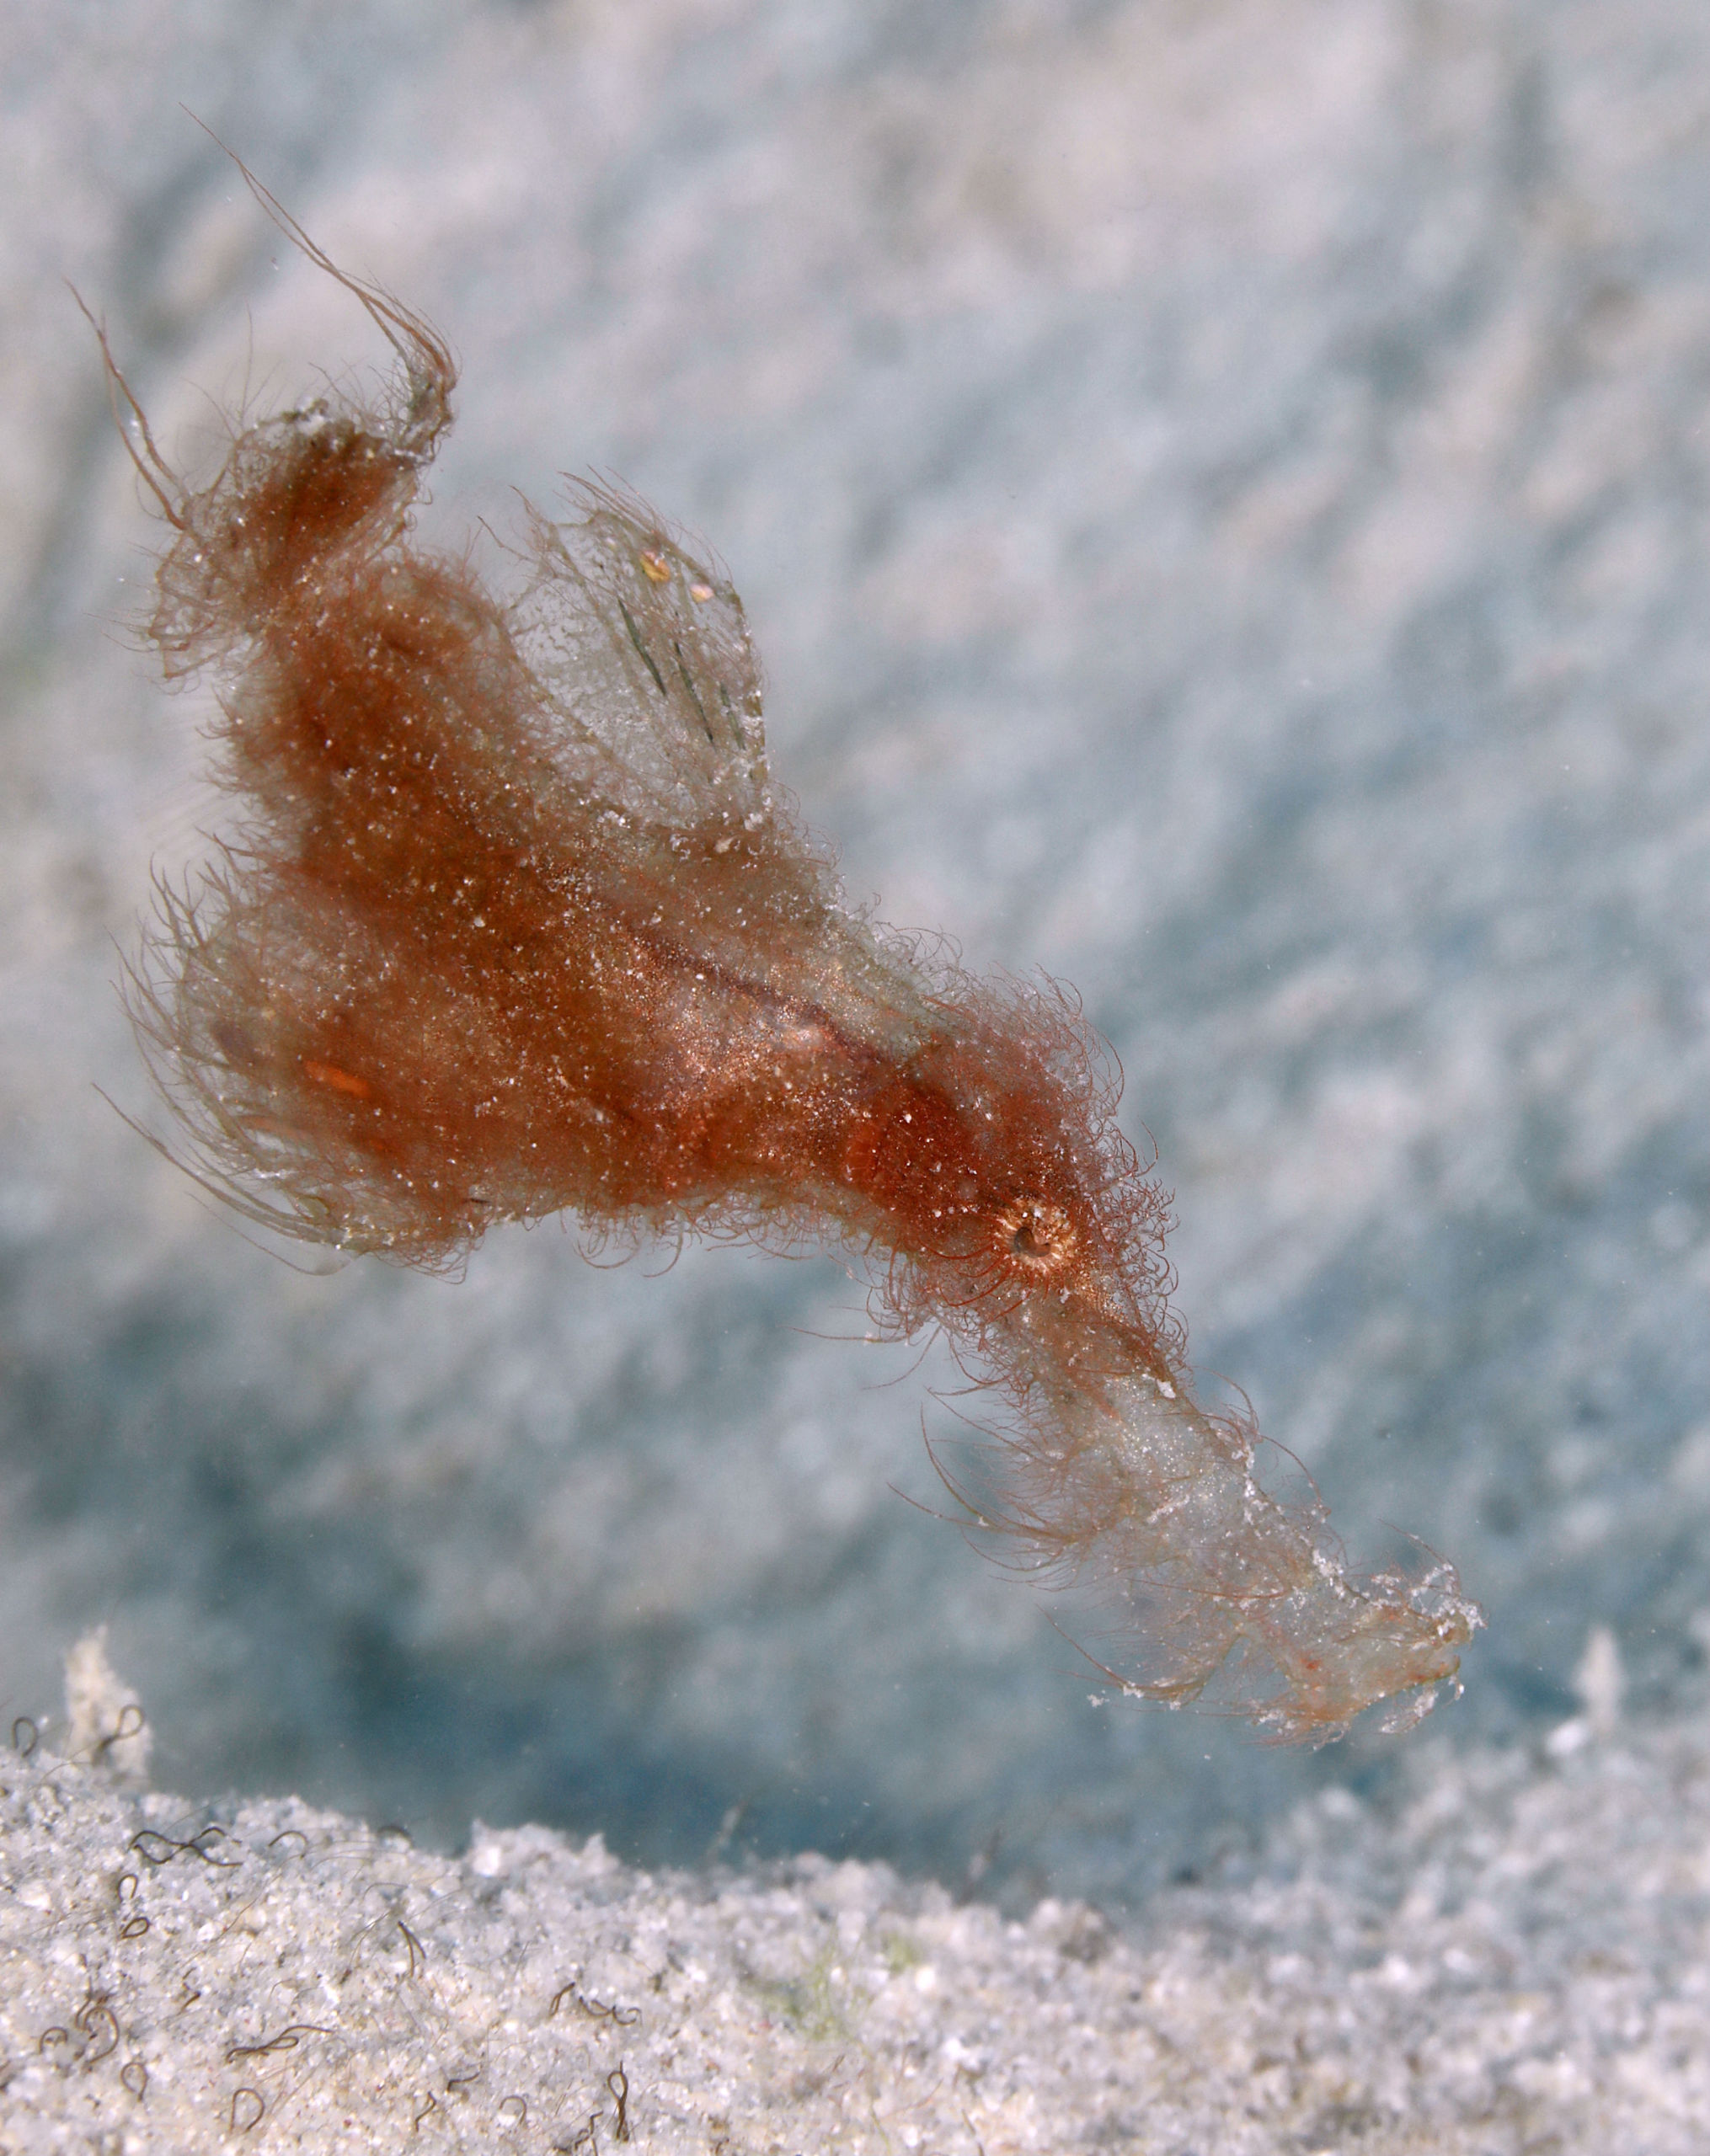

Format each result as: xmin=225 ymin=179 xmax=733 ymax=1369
xmin=511 ymin=479 xmax=776 ymax=843
xmin=507 ymin=482 xmax=929 ymax=1036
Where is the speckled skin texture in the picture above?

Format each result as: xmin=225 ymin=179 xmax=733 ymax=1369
xmin=4 ymin=0 xmax=1710 ymax=1905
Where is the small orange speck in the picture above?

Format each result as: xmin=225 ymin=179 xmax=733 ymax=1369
xmin=303 ymin=1059 xmax=373 ymax=1099
xmin=639 ymin=549 xmax=671 ymax=584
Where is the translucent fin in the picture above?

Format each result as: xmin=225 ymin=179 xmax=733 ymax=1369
xmin=510 ymin=480 xmax=773 ymax=840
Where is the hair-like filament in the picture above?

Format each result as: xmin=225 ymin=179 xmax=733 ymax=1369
xmin=99 ymin=157 xmax=1480 ymax=1746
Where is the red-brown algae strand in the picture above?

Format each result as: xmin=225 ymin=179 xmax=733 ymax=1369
xmin=111 ymin=157 xmax=1480 ymax=1742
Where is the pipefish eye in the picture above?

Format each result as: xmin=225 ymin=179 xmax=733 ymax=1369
xmin=994 ymin=1197 xmax=1079 ymax=1278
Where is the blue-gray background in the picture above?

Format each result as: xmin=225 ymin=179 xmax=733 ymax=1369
xmin=4 ymin=0 xmax=1707 ymax=1909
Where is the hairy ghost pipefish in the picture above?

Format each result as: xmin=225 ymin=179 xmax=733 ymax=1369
xmin=89 ymin=159 xmax=1480 ymax=1745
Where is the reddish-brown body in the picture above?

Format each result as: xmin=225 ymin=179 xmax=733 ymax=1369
xmin=101 ymin=163 xmax=1479 ymax=1745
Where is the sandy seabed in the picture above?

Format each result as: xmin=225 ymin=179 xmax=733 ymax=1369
xmin=3 ymin=1639 xmax=1707 ymax=2155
